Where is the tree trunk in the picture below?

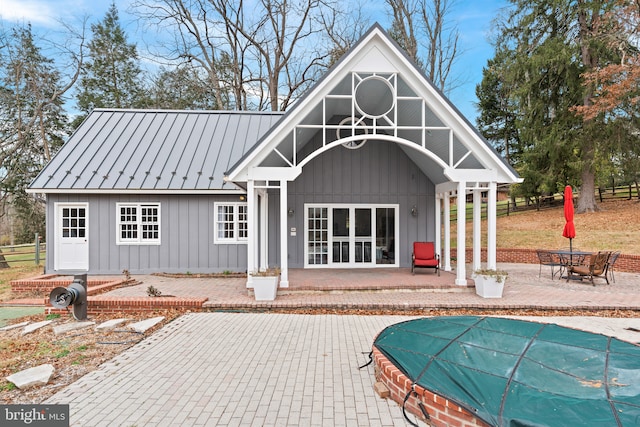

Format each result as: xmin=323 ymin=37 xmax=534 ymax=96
xmin=575 ymin=1 xmax=600 ymax=213
xmin=576 ymin=168 xmax=598 ymax=213
xmin=0 ymin=253 xmax=9 ymax=269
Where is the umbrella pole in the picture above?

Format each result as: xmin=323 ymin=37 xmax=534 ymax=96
xmin=569 ymin=238 xmax=573 ymax=265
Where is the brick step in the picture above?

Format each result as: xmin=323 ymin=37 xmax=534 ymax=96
xmin=276 ymin=285 xmax=473 ymax=295
xmin=10 ymin=276 xmax=127 ymax=296
xmin=46 ymin=296 xmax=208 ymax=316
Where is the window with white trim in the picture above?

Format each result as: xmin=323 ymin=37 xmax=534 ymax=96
xmin=116 ymin=203 xmax=161 ymax=245
xmin=214 ymin=202 xmax=248 ymax=244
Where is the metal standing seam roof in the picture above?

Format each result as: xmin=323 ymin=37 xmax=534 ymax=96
xmin=28 ymin=109 xmax=284 ymax=192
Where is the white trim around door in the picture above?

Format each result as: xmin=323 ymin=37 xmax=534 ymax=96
xmin=304 ymin=203 xmax=399 ymax=268
xmin=54 ymin=202 xmax=89 ymax=271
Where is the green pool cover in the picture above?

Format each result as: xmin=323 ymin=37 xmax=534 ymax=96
xmin=373 ymin=316 xmax=640 ymax=426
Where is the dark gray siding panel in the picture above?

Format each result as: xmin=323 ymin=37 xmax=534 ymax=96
xmin=45 ymin=194 xmax=247 ymax=275
xmin=286 ymin=139 xmax=435 ymax=268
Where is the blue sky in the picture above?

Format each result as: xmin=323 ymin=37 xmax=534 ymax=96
xmin=0 ymin=0 xmax=509 ymax=121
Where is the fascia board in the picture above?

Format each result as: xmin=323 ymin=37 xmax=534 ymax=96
xmin=435 ymin=181 xmax=459 ymax=194
xmin=25 ymin=188 xmax=246 ymax=195
xmin=247 ymin=166 xmax=302 ymax=181
xmin=444 ymin=168 xmax=498 ymax=182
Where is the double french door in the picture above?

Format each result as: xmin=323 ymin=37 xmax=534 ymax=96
xmin=305 ymin=204 xmax=397 ymax=268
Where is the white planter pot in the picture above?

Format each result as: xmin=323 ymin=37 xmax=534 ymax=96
xmin=252 ymin=276 xmax=279 ymax=301
xmin=473 ymin=274 xmax=505 ymax=298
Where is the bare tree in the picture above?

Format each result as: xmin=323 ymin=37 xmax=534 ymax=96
xmin=385 ymin=0 xmax=461 ymax=93
xmin=386 ymin=0 xmax=420 ymax=62
xmin=131 ymin=0 xmax=335 ymax=111
xmin=420 ymin=0 xmax=459 ymax=92
xmin=319 ymin=2 xmax=371 ymax=67
xmin=131 ymin=0 xmax=231 ymax=109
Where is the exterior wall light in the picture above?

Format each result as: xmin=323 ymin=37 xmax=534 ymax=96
xmin=411 ymin=205 xmax=418 ymax=217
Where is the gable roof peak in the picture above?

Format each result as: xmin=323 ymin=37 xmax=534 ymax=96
xmin=225 ymin=22 xmax=520 ymax=185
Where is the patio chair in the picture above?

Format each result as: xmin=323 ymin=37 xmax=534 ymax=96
xmin=566 ymin=251 xmax=611 ymax=285
xmin=606 ymin=251 xmax=621 ymax=283
xmin=411 ymin=242 xmax=440 ymax=276
xmin=536 ymin=249 xmax=564 ymax=280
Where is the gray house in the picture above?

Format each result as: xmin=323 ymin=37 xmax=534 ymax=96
xmin=28 ymin=25 xmax=521 ymax=288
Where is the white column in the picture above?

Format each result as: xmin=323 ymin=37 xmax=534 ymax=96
xmin=487 ymin=181 xmax=497 ymax=270
xmin=259 ymin=191 xmax=268 ymax=271
xmin=254 ymin=193 xmax=260 ymax=273
xmin=279 ymin=180 xmax=289 ymax=287
xmin=456 ymin=181 xmax=467 ymax=286
xmin=435 ymin=195 xmax=441 ymax=263
xmin=472 ymin=188 xmax=482 ymax=272
xmin=443 ymin=192 xmax=451 ymax=271
xmin=246 ymin=179 xmax=255 ymax=288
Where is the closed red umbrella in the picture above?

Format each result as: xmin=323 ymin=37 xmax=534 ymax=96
xmin=562 ymin=185 xmax=576 ymax=252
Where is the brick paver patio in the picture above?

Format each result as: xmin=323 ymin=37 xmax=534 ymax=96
xmin=36 ymin=263 xmax=640 ymax=426
xmin=102 ymin=263 xmax=640 ymax=311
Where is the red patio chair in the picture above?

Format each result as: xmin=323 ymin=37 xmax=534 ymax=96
xmin=411 ymin=242 xmax=440 ymax=276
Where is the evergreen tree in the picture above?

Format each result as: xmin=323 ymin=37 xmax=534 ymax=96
xmin=74 ymin=2 xmax=148 ymax=125
xmin=477 ymin=0 xmax=623 ymax=211
xmin=475 ymin=48 xmax=521 ymax=165
xmin=0 ymin=24 xmax=68 ymax=242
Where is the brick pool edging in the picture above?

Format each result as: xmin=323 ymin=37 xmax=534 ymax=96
xmin=373 ymin=347 xmax=491 ymax=427
xmin=45 ymin=296 xmax=209 ymax=316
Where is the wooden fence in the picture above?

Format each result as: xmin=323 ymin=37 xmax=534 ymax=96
xmin=0 ymin=234 xmax=45 ymax=268
xmin=453 ymin=184 xmax=639 ymax=222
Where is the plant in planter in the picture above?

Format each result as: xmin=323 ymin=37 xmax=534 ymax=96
xmin=473 ymin=268 xmax=508 ymax=298
xmin=250 ymin=268 xmax=280 ymax=301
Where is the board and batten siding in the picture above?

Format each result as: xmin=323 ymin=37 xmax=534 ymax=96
xmin=269 ymin=138 xmax=436 ymax=268
xmin=46 ymin=194 xmax=247 ymax=275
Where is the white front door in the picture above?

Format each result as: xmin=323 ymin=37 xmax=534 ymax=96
xmin=55 ymin=203 xmax=89 ymax=271
xmin=305 ymin=204 xmax=397 ymax=268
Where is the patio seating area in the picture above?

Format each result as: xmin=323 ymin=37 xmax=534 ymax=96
xmin=536 ymin=249 xmax=565 ymax=279
xmin=5 ymin=263 xmax=640 ymax=315
xmin=566 ymin=251 xmax=612 ymax=285
xmin=537 ymin=248 xmax=624 ymax=285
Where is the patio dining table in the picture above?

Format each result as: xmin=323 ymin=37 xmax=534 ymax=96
xmin=549 ymin=249 xmax=593 ymax=279
xmin=551 ymin=249 xmax=593 ymax=266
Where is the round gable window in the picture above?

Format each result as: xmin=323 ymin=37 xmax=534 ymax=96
xmin=354 ymin=76 xmax=395 ymax=118
xmin=336 ymin=117 xmax=368 ymax=149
